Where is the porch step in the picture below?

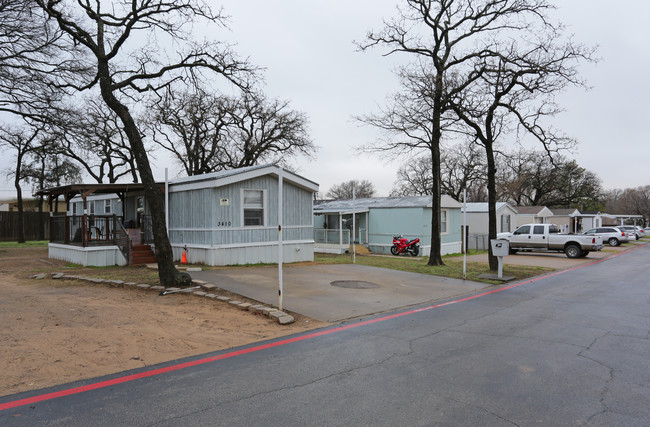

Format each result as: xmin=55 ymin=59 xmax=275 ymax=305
xmin=350 ymin=244 xmax=371 ymax=255
xmin=131 ymin=244 xmax=156 ymax=265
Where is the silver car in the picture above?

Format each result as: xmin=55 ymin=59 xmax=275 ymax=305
xmin=616 ymin=225 xmax=641 ymax=240
xmin=634 ymin=226 xmax=646 ymax=238
xmin=583 ymin=227 xmax=629 ymax=246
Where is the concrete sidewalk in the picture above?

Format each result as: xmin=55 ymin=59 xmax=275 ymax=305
xmin=191 ymin=264 xmax=488 ymax=323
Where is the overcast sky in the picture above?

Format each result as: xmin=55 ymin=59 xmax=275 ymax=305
xmin=2 ymin=0 xmax=648 ymax=199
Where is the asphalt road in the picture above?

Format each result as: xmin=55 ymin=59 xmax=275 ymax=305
xmin=2 ymin=245 xmax=649 ymax=426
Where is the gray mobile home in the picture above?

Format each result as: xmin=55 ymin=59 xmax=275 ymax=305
xmin=40 ymin=165 xmax=318 ymax=267
xmin=167 ymin=165 xmax=318 ymax=265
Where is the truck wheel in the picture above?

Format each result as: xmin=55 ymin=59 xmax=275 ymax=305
xmin=608 ymin=237 xmax=618 ymax=247
xmin=581 ymin=251 xmax=590 ymax=258
xmin=565 ymin=244 xmax=582 ymax=258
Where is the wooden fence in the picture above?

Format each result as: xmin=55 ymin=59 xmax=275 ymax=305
xmin=0 ymin=212 xmax=50 ymax=242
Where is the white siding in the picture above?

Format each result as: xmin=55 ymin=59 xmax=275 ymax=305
xmin=49 ymin=243 xmax=127 ymax=266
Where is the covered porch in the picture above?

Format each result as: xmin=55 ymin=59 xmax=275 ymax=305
xmin=313 ymin=208 xmax=369 ymax=254
xmin=37 ymin=183 xmax=157 ymax=267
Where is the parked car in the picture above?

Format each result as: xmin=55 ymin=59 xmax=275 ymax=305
xmin=583 ymin=227 xmax=629 ymax=246
xmin=616 ymin=226 xmax=639 ymax=241
xmin=497 ymin=223 xmax=603 ymax=258
xmin=634 ymin=226 xmax=646 ymax=238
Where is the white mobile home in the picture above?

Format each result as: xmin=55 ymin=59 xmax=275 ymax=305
xmin=464 ymin=202 xmax=518 ymax=235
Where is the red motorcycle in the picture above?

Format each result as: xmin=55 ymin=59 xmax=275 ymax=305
xmin=390 ymin=235 xmax=420 ymax=256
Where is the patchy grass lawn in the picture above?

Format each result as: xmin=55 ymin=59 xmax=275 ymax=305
xmin=314 ymin=253 xmax=552 ymax=285
xmin=0 ymin=240 xmax=49 ymax=248
xmin=14 ymin=241 xmax=551 ymax=286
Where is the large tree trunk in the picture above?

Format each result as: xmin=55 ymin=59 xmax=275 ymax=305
xmin=427 ymin=74 xmax=444 ymax=266
xmin=97 ymin=63 xmax=188 ymax=286
xmin=428 ymin=145 xmax=444 ymax=266
xmin=486 ymin=142 xmax=498 ymax=271
xmin=14 ymin=155 xmax=25 ymax=243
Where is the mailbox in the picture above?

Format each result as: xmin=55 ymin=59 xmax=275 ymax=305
xmin=490 ymin=239 xmax=510 ymax=257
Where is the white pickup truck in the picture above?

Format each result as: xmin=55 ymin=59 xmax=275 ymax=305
xmin=497 ymin=223 xmax=604 ymax=258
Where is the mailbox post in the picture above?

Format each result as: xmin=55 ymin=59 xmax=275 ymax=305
xmin=490 ymin=239 xmax=510 ymax=279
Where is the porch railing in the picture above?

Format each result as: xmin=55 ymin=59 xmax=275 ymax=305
xmin=114 ymin=220 xmax=131 ymax=262
xmin=50 ymin=214 xmax=124 ymax=246
xmin=314 ymin=228 xmax=351 ymax=245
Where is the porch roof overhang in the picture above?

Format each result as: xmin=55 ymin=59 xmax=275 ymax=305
xmin=35 ymin=183 xmax=161 ymax=203
xmin=314 ymin=208 xmax=370 ymax=215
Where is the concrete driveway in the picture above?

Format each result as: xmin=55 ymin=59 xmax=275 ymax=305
xmin=191 ymin=264 xmax=488 ymax=322
xmin=190 ymin=244 xmax=636 ymax=323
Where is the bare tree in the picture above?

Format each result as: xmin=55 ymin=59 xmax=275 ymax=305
xmin=390 ymin=156 xmax=433 ymax=197
xmin=35 ymin=0 xmax=255 ymax=286
xmin=440 ymin=143 xmax=488 ymax=202
xmin=221 ymin=92 xmax=315 ymax=170
xmin=358 ymin=0 xmax=551 ymax=266
xmin=147 ymin=84 xmax=315 ymax=176
xmin=147 ymin=85 xmax=233 ymax=176
xmin=391 ymin=144 xmax=487 ymax=201
xmin=326 ymin=180 xmax=375 ymax=200
xmin=0 ymin=0 xmax=87 ymax=120
xmin=22 ymin=142 xmax=83 ymax=238
xmin=0 ymin=124 xmax=47 ymax=242
xmin=53 ymin=99 xmax=141 ymax=183
xmin=441 ymin=1 xmax=594 ymax=269
xmin=603 ymin=186 xmax=650 ymax=225
xmin=498 ymin=151 xmax=602 ymax=210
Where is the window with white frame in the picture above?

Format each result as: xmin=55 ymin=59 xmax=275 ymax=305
xmin=89 ymin=201 xmax=95 ymax=215
xmin=243 ymin=190 xmax=264 ymax=226
xmin=104 ymin=199 xmax=111 ymax=214
xmin=440 ymin=209 xmax=448 ymax=234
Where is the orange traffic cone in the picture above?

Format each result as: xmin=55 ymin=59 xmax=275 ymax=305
xmin=181 ymin=250 xmax=188 ymax=265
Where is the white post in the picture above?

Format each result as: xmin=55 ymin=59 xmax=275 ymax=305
xmin=165 ymin=168 xmax=169 ymax=233
xmin=278 ymin=168 xmax=284 ymax=312
xmin=463 ymin=189 xmax=467 ymax=280
xmin=352 ymin=183 xmax=356 ymax=264
xmin=497 ymin=256 xmax=503 ymax=278
xmin=366 ymin=212 xmax=369 ymax=244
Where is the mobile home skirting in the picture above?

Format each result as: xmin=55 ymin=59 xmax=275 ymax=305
xmin=172 ymin=240 xmax=314 ymax=266
xmin=48 ymin=243 xmax=128 ymax=267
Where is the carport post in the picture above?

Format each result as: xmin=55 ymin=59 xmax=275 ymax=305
xmin=278 ymin=167 xmax=284 ymax=311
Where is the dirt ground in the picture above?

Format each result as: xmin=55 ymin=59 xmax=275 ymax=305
xmin=0 ymin=247 xmax=327 ymax=397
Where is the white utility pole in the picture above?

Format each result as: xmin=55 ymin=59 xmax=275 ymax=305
xmin=463 ymin=189 xmax=467 ymax=280
xmin=277 ymin=167 xmax=284 ymax=311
